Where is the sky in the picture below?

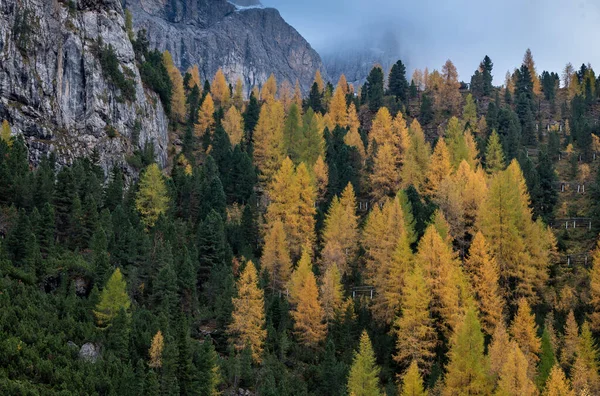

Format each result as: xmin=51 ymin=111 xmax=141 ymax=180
xmin=261 ymin=0 xmax=600 ymax=84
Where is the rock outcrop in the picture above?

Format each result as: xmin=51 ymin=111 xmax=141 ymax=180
xmin=0 ymin=0 xmax=169 ymax=174
xmin=124 ymin=0 xmax=325 ymax=94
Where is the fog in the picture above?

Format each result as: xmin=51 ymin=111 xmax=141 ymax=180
xmin=262 ymin=0 xmax=600 ymax=84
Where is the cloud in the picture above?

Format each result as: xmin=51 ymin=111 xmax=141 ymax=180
xmin=262 ymin=0 xmax=600 ymax=84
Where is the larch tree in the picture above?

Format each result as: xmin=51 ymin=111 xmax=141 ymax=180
xmin=196 ymin=93 xmax=215 ymax=137
xmin=543 ymin=365 xmax=574 ymax=396
xmin=485 ymin=130 xmax=506 ymax=173
xmin=222 ymin=106 xmax=244 ymax=146
xmin=401 ymin=119 xmax=431 ymax=192
xmin=288 ymin=246 xmax=313 ymax=305
xmin=293 ymin=80 xmax=303 ymax=109
xmin=320 ymin=263 xmax=344 ymax=323
xmin=1 ymin=119 xmax=12 ymax=146
xmin=362 ymin=198 xmax=408 ymax=324
xmin=443 ymin=307 xmax=493 ymax=395
xmin=441 ymin=59 xmax=462 ymax=116
xmin=292 ymin=269 xmax=327 ymax=348
xmin=344 ymin=103 xmax=366 ymax=161
xmin=523 ymin=49 xmax=541 ymax=96
xmin=149 ymin=330 xmax=165 ymax=369
xmin=465 ymin=232 xmax=505 ymax=335
xmin=232 ymin=78 xmax=245 ymax=110
xmin=393 ymin=264 xmax=436 ymax=374
xmin=370 ymin=143 xmax=400 ymax=202
xmin=163 ymin=50 xmax=186 ymax=121
xmin=228 ymin=261 xmax=266 ymax=363
xmin=261 ymin=220 xmax=292 ymax=293
xmin=321 ymin=183 xmax=359 ymax=275
xmin=186 ymin=65 xmax=201 ymax=89
xmin=253 ymin=100 xmax=286 ymax=184
xmin=416 ymin=224 xmax=466 ymax=335
xmin=495 ymin=342 xmax=538 ymax=396
xmin=135 ymin=163 xmax=170 ymax=228
xmin=573 ymin=322 xmax=600 ymax=394
xmin=399 ymin=361 xmax=427 ymax=396
xmin=369 ymin=107 xmax=395 ymax=153
xmin=445 ymin=116 xmax=469 ymax=169
xmin=489 ymin=323 xmax=511 ymax=381
xmin=560 ymin=310 xmax=579 ymax=370
xmin=94 ymin=268 xmax=131 ymax=327
xmin=347 ymin=330 xmax=383 ymax=396
xmin=261 ymin=74 xmax=278 ymax=102
xmin=329 ymin=85 xmax=348 ymax=127
xmin=510 ymin=298 xmax=541 ymax=378
xmin=313 ymin=155 xmax=329 ymax=203
xmin=211 ymin=68 xmax=230 ymax=108
xmin=314 ymin=70 xmax=325 ymax=93
xmin=425 ymin=138 xmax=452 ymax=197
xmin=462 ymin=94 xmax=478 ymax=131
xmin=589 ymin=240 xmax=600 ymax=332
xmin=279 ymin=79 xmax=293 ymax=112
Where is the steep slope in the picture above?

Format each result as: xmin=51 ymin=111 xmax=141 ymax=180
xmin=0 ymin=0 xmax=169 ymax=174
xmin=124 ymin=0 xmax=326 ymax=94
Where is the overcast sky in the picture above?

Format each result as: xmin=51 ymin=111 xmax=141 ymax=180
xmin=261 ymin=0 xmax=600 ymax=84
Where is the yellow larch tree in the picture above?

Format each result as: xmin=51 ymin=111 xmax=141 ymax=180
xmin=362 ymin=198 xmax=407 ymax=324
xmin=465 ymin=232 xmax=505 ymax=335
xmin=288 ymin=246 xmax=313 ymax=305
xmin=399 ymin=361 xmax=427 ymax=396
xmin=464 ymin=130 xmax=480 ymax=169
xmin=253 ymin=100 xmax=286 ymax=184
xmin=489 ymin=323 xmax=511 ymax=381
xmin=261 ymin=74 xmax=278 ymax=102
xmin=393 ymin=264 xmax=437 ymax=374
xmin=400 ymin=119 xmax=431 ymax=193
xmin=589 ymin=240 xmax=600 ymax=332
xmin=560 ymin=310 xmax=579 ymax=370
xmin=279 ymin=80 xmax=293 ymax=112
xmin=370 ymin=143 xmax=400 ymax=202
xmin=94 ymin=268 xmax=131 ymax=327
xmin=195 ymin=93 xmax=215 ymax=137
xmin=572 ymin=322 xmax=600 ymax=394
xmin=495 ymin=342 xmax=538 ymax=396
xmin=261 ymin=220 xmax=293 ymax=293
xmin=314 ymin=70 xmax=325 ymax=93
xmin=416 ymin=224 xmax=467 ymax=335
xmin=344 ymin=103 xmax=366 ymax=161
xmin=148 ymin=330 xmax=164 ymax=369
xmin=222 ymin=106 xmax=244 ymax=146
xmin=163 ymin=50 xmax=186 ymax=121
xmin=523 ymin=48 xmax=542 ymax=96
xmin=293 ymin=80 xmax=303 ymax=110
xmin=348 ymin=331 xmax=383 ymax=396
xmin=135 ymin=163 xmax=169 ymax=228
xmin=211 ymin=68 xmax=230 ymax=108
xmin=186 ymin=64 xmax=201 ymax=89
xmin=393 ymin=112 xmax=411 ymax=162
xmin=443 ymin=307 xmax=493 ymax=395
xmin=441 ymin=59 xmax=462 ymax=116
xmin=337 ymin=74 xmax=349 ymax=96
xmin=312 ymin=155 xmax=329 ymax=203
xmin=228 ymin=261 xmax=266 ymax=362
xmin=425 ymin=138 xmax=452 ymax=197
xmin=329 ymin=84 xmax=348 ymax=127
xmin=368 ymin=107 xmax=395 ymax=156
xmin=320 ymin=263 xmax=344 ymax=323
xmin=294 ymin=162 xmax=318 ymax=253
xmin=321 ymin=183 xmax=359 ymax=275
xmin=543 ymin=365 xmax=574 ymax=396
xmin=232 ymin=78 xmax=245 ymax=111
xmin=292 ymin=269 xmax=327 ymax=348
xmin=510 ymin=298 xmax=541 ymax=378
xmin=1 ymin=120 xmax=12 ymax=146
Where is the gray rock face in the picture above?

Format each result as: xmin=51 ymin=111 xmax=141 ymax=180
xmin=79 ymin=342 xmax=100 ymax=363
xmin=125 ymin=0 xmax=325 ymax=94
xmin=0 ymin=0 xmax=169 ymax=175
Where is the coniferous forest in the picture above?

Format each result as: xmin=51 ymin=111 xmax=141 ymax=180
xmin=4 ymin=39 xmax=600 ymax=396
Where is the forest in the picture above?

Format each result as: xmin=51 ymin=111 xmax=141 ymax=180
xmin=3 ymin=37 xmax=600 ymax=396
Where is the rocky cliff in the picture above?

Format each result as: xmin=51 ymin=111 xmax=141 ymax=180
xmin=124 ymin=0 xmax=325 ymax=94
xmin=0 ymin=0 xmax=169 ymax=174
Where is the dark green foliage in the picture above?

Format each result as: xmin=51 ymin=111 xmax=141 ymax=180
xmin=12 ymin=8 xmax=33 ymax=54
xmin=308 ymin=82 xmax=323 ymax=114
xmin=536 ymin=328 xmax=556 ymax=389
xmin=388 ymin=60 xmax=409 ymax=104
xmin=97 ymin=41 xmax=137 ymax=102
xmin=243 ymin=92 xmax=261 ymax=144
xmin=366 ymin=66 xmax=385 ymax=112
xmin=420 ymin=93 xmax=434 ymax=124
xmin=139 ymin=49 xmax=173 ymax=116
xmin=324 ymin=126 xmax=362 ymax=200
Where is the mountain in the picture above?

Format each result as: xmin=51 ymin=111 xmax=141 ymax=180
xmin=124 ymin=0 xmax=326 ymax=94
xmin=0 ymin=0 xmax=169 ymax=174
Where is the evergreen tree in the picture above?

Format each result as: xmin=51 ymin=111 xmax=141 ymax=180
xmin=347 ymin=330 xmax=382 ymax=396
xmin=367 ymin=66 xmax=385 ymax=112
xmin=388 ymin=60 xmax=409 ymax=104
